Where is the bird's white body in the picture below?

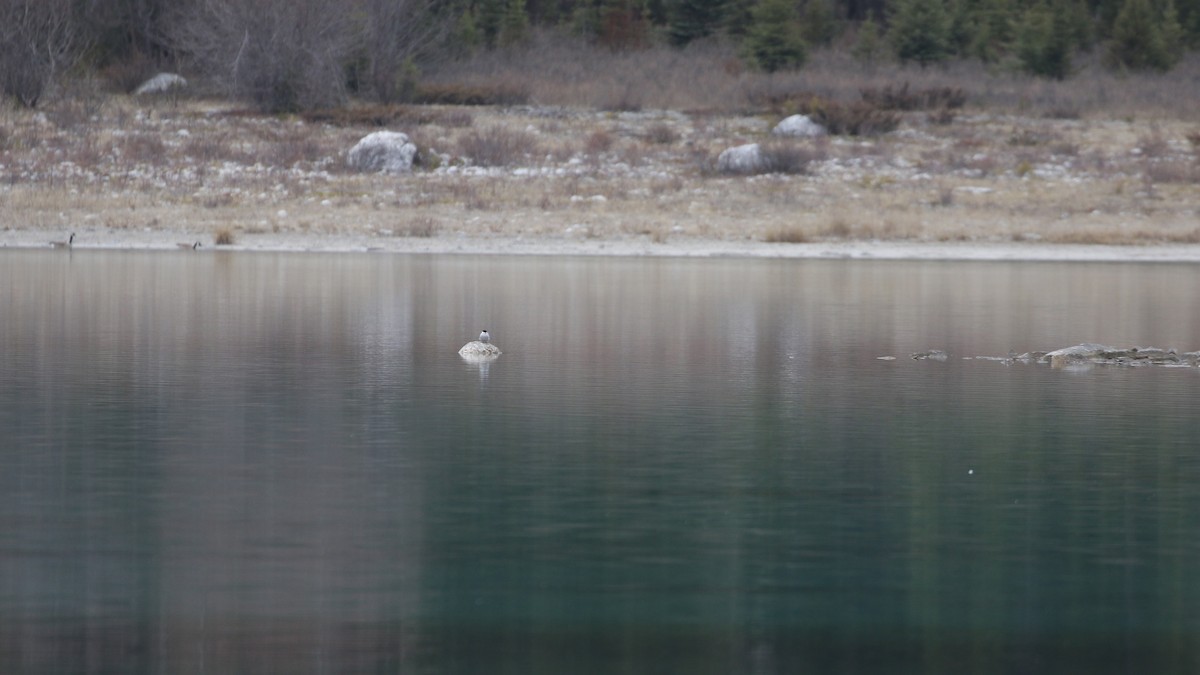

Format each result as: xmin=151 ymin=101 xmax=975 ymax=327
xmin=479 ymin=330 xmax=491 ymax=343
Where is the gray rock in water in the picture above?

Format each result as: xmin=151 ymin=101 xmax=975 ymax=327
xmin=347 ymin=131 xmax=418 ymax=174
xmin=716 ymin=143 xmax=764 ymax=174
xmin=1042 ymin=344 xmax=1196 ymax=367
xmin=772 ymin=114 xmax=826 ymax=138
xmin=910 ymin=349 xmax=949 ymax=361
xmin=459 ymin=340 xmax=502 ymax=358
xmin=134 ymin=73 xmax=187 ymax=95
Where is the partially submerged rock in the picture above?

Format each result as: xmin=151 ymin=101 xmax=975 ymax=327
xmin=1042 ymin=344 xmax=1197 ymax=368
xmin=347 ymin=131 xmax=418 ymax=174
xmin=910 ymin=349 xmax=949 ymax=361
xmin=716 ymin=143 xmax=764 ymax=174
xmin=772 ymin=114 xmax=826 ymax=138
xmin=459 ymin=340 xmax=502 ymax=359
xmin=134 ymin=73 xmax=187 ymax=96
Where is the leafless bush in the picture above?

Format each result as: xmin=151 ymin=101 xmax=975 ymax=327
xmin=213 ymin=225 xmax=235 ymax=245
xmin=120 ymin=133 xmax=167 ymax=165
xmin=1143 ymin=160 xmax=1198 ymax=184
xmin=44 ymin=98 xmax=93 ymax=130
xmin=413 ymin=82 xmax=531 ymax=106
xmin=764 ymin=226 xmax=809 ymax=243
xmin=456 ymin=126 xmax=539 ymax=167
xmin=356 ymin=0 xmax=448 ymax=103
xmin=183 ymin=133 xmax=249 ymax=164
xmin=436 ymin=109 xmax=474 ymax=128
xmin=759 ymin=141 xmax=826 ymax=174
xmin=646 ymin=123 xmax=680 ymax=145
xmin=261 ymin=131 xmax=326 ymax=168
xmin=0 ymin=0 xmax=87 ymax=107
xmin=170 ymin=0 xmax=355 ymax=112
xmin=402 ymin=217 xmax=438 ymax=237
xmin=927 ymin=108 xmax=956 ymax=125
xmin=1135 ymin=132 xmax=1171 ymax=159
xmin=801 ymin=99 xmax=901 ymax=136
xmin=584 ymin=129 xmax=614 ymax=155
xmin=860 ymin=83 xmax=966 ymax=111
xmin=97 ymin=48 xmax=161 ymax=94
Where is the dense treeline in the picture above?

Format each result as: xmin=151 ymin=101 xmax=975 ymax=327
xmin=0 ymin=0 xmax=1196 ymax=111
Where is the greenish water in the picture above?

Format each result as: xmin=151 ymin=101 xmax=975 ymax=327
xmin=1 ymin=250 xmax=1198 ymax=674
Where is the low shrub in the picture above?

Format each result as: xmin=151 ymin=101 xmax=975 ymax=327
xmin=759 ymin=141 xmax=826 ymax=174
xmin=98 ymin=51 xmax=161 ymax=94
xmin=584 ymin=129 xmax=615 ymax=155
xmin=644 ymin=122 xmax=680 ymax=145
xmin=120 ymin=134 xmax=168 ymax=165
xmin=213 ymin=226 xmax=235 ymax=245
xmin=764 ymin=226 xmax=809 ymax=243
xmin=403 ymin=217 xmax=439 ymax=237
xmin=412 ymin=83 xmax=531 ymax=106
xmin=457 ymin=126 xmax=539 ymax=167
xmin=860 ymin=83 xmax=966 ymax=111
xmin=799 ymin=99 xmax=901 ymax=136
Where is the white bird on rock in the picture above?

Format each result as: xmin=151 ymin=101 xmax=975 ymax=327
xmin=479 ymin=330 xmax=491 ymax=343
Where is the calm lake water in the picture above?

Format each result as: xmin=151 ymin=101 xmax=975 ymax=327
xmin=2 ymin=250 xmax=1199 ymax=674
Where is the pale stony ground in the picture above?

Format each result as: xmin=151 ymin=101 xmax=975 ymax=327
xmin=3 ymin=97 xmax=1200 ymax=260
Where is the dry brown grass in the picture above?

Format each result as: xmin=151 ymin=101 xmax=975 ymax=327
xmin=456 ymin=126 xmax=541 ymax=167
xmin=764 ymin=226 xmax=809 ymax=243
xmin=401 ymin=217 xmax=439 ymax=237
xmin=213 ymin=226 xmax=235 ymax=246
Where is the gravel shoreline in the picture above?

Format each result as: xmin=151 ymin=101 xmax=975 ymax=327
xmin=6 ymin=229 xmax=1200 ymax=262
xmin=5 ymin=102 xmax=1200 ymax=260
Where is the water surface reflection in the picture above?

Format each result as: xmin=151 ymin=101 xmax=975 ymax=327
xmin=1 ymin=251 xmax=1198 ymax=673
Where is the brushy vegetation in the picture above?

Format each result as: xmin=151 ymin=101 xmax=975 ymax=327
xmin=764 ymin=226 xmax=810 ymax=243
xmin=758 ymin=141 xmax=827 ymax=174
xmin=456 ymin=125 xmax=540 ymax=167
xmin=2 ymin=0 xmax=1200 ymax=114
xmin=213 ymin=226 xmax=235 ymax=246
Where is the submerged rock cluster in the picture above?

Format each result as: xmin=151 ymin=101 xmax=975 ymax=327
xmin=903 ymin=343 xmax=1200 ymax=368
xmin=1036 ymin=344 xmax=1200 ymax=368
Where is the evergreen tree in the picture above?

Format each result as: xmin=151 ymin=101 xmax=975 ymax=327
xmin=1017 ymin=0 xmax=1074 ymax=78
xmin=477 ymin=0 xmax=505 ymax=47
xmin=888 ymin=0 xmax=953 ymax=64
xmin=455 ymin=7 xmax=483 ymax=55
xmin=1160 ymin=0 xmax=1186 ymax=59
xmin=800 ymin=0 xmax=840 ymax=46
xmin=668 ymin=0 xmax=729 ymax=45
xmin=966 ymin=0 xmax=1017 ymax=62
xmin=498 ymin=0 xmax=531 ymax=46
xmin=743 ymin=0 xmax=807 ymax=70
xmin=1106 ymin=0 xmax=1179 ymax=70
xmin=851 ymin=12 xmax=884 ymax=64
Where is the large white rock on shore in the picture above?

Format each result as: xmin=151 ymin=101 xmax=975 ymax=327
xmin=134 ymin=73 xmax=187 ymax=95
xmin=772 ymin=114 xmax=826 ymax=137
xmin=347 ymin=131 xmax=418 ymax=174
xmin=716 ymin=143 xmax=764 ymax=174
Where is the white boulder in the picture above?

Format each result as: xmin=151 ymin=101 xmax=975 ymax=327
xmin=347 ymin=131 xmax=418 ymax=174
xmin=459 ymin=341 xmax=502 ymax=358
xmin=134 ymin=73 xmax=188 ymax=96
xmin=716 ymin=143 xmax=764 ymax=174
xmin=772 ymin=114 xmax=826 ymax=138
